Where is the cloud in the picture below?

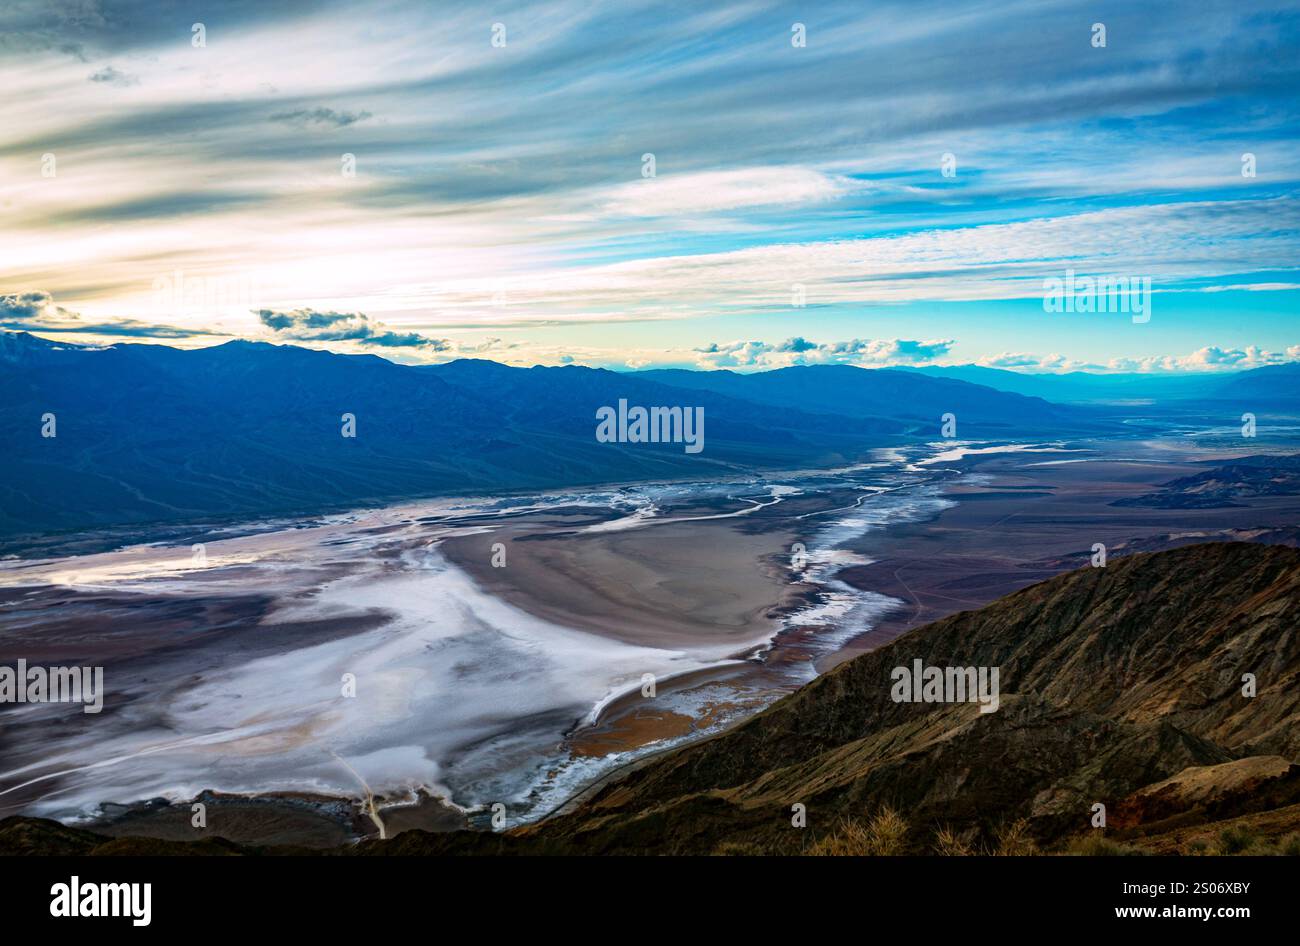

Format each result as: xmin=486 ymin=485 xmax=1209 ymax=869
xmin=981 ymin=352 xmax=1079 ymax=370
xmin=1 ymin=0 xmax=1297 ymax=366
xmin=695 ymin=336 xmax=952 ymax=369
xmin=0 ymin=290 xmax=220 ymax=339
xmin=981 ymin=353 xmax=1042 ymax=368
xmin=255 ymin=308 xmax=450 ymax=350
xmin=1197 ymin=283 xmax=1300 ymax=293
xmin=88 ymin=65 xmax=137 ymax=86
xmin=455 ymin=336 xmax=515 ymax=354
xmin=0 ymin=290 xmax=75 ymax=322
xmin=599 ymin=167 xmax=858 ymax=218
xmin=1145 ymin=346 xmax=1300 ymax=371
xmin=268 ymin=107 xmax=372 ymax=127
xmin=979 ymin=346 xmax=1300 ymax=373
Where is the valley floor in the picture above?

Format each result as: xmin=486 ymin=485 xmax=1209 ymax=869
xmin=1 ymin=433 xmax=1298 ymax=852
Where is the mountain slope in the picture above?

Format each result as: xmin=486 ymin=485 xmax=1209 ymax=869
xmin=413 ymin=542 xmax=1300 ymax=854
xmin=1211 ymin=363 xmax=1300 ymax=403
xmin=0 ymin=335 xmax=877 ymax=540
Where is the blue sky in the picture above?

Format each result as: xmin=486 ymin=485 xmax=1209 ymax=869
xmin=0 ymin=0 xmax=1297 ymax=371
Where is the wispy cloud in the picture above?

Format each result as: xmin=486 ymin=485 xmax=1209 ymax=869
xmin=268 ymin=107 xmax=372 ymax=128
xmin=0 ymin=0 xmax=1296 ymax=367
xmin=598 ymin=168 xmax=859 ymax=218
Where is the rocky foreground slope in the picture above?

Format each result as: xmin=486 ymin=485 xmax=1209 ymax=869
xmin=3 ymin=542 xmax=1298 ymax=855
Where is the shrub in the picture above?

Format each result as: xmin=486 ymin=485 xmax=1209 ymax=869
xmin=807 ymin=806 xmax=909 ymax=856
xmin=1065 ymin=834 xmax=1145 ymax=856
xmin=1216 ymin=826 xmax=1257 ymax=855
xmin=992 ymin=818 xmax=1039 ymax=856
xmin=932 ymin=825 xmax=974 ymax=856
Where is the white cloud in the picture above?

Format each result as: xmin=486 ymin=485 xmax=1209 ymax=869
xmin=980 ymin=352 xmax=1082 ymax=370
xmin=599 ymin=167 xmax=858 ymax=218
xmin=695 ymin=336 xmax=952 ymax=369
xmin=979 ymin=345 xmax=1300 ymax=373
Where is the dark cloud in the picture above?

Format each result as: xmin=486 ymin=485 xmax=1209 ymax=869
xmin=0 ymin=290 xmax=224 ymax=339
xmin=0 ymin=290 xmax=75 ymax=322
xmin=269 ymin=107 xmax=372 ymax=128
xmin=778 ymin=337 xmax=818 ymax=353
xmin=88 ymin=65 xmax=137 ymax=86
xmin=255 ymin=308 xmax=450 ymax=350
xmin=0 ymin=0 xmax=335 ymax=56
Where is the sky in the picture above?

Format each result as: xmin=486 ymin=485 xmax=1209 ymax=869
xmin=0 ymin=0 xmax=1298 ymax=373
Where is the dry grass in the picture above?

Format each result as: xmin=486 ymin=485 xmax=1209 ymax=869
xmin=932 ymin=825 xmax=975 ymax=856
xmin=1064 ymin=833 xmax=1146 ymax=856
xmin=809 ymin=810 xmax=1046 ymax=856
xmin=1193 ymin=827 xmax=1300 ymax=856
xmin=801 ymin=805 xmax=1300 ymax=857
xmin=991 ymin=818 xmax=1039 ymax=856
xmin=808 ymin=805 xmax=909 ymax=856
xmin=710 ymin=840 xmax=767 ymax=856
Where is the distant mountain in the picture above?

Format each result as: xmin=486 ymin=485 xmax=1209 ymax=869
xmin=900 ymin=362 xmax=1300 ymax=405
xmin=0 ymin=330 xmax=91 ymax=367
xmin=1 ymin=332 xmax=1099 ymax=542
xmin=635 ymin=364 xmax=1105 ymax=433
xmin=0 ymin=334 xmax=835 ymax=540
xmin=899 ymin=364 xmax=1216 ymax=403
xmin=419 ymin=358 xmax=901 ymax=446
xmin=1211 ymin=363 xmax=1300 ymax=403
xmin=0 ymin=332 xmax=1118 ymax=543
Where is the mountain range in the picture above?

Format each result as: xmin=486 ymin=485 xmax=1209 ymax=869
xmin=2 ymin=329 xmax=1294 ymax=545
xmin=899 ymin=363 xmax=1300 ymax=405
xmin=0 ymin=331 xmax=1109 ymax=544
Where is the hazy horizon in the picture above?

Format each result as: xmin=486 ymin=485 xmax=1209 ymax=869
xmin=7 ymin=326 xmax=1299 ymax=379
